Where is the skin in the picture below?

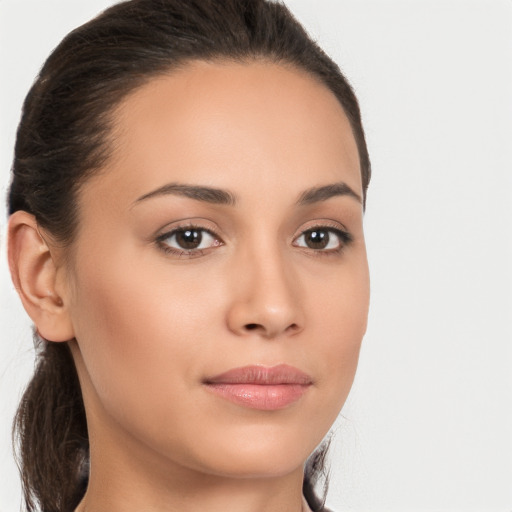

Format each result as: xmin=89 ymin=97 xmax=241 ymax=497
xmin=9 ymin=61 xmax=369 ymax=512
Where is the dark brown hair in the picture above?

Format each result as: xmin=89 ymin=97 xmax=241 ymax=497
xmin=8 ymin=1 xmax=371 ymax=511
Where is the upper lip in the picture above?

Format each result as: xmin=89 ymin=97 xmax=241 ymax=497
xmin=203 ymin=364 xmax=313 ymax=385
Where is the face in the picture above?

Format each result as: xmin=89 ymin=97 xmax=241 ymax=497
xmin=62 ymin=60 xmax=369 ymax=481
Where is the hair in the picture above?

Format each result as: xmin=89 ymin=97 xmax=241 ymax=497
xmin=8 ymin=1 xmax=371 ymax=511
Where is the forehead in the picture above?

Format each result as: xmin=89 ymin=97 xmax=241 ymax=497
xmin=84 ymin=60 xmax=362 ymax=207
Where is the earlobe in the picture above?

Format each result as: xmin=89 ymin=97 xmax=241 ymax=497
xmin=7 ymin=211 xmax=75 ymax=342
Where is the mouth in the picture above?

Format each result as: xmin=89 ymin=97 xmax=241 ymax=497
xmin=203 ymin=364 xmax=313 ymax=411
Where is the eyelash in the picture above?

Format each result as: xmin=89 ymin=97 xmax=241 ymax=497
xmin=155 ymin=223 xmax=221 ymax=258
xmin=155 ymin=223 xmax=353 ymax=258
xmin=293 ymin=224 xmax=353 ymax=257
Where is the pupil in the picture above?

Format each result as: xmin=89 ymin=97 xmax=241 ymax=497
xmin=176 ymin=229 xmax=202 ymax=249
xmin=306 ymin=230 xmax=329 ymax=249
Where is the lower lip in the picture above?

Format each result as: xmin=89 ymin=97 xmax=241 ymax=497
xmin=204 ymin=383 xmax=310 ymax=410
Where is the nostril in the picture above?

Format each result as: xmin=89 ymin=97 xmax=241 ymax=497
xmin=242 ymin=322 xmax=300 ymax=336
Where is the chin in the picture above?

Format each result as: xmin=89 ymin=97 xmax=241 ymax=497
xmin=201 ymin=453 xmax=307 ymax=480
xmin=182 ymin=424 xmax=321 ymax=479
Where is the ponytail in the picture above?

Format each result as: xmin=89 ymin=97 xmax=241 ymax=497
xmin=13 ymin=336 xmax=88 ymax=512
xmin=303 ymin=439 xmax=332 ymax=512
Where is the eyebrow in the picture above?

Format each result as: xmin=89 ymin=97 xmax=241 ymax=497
xmin=133 ymin=183 xmax=237 ymax=206
xmin=133 ymin=180 xmax=361 ymax=207
xmin=297 ymin=182 xmax=362 ymax=205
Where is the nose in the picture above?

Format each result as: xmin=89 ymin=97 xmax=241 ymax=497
xmin=225 ymin=245 xmax=305 ymax=339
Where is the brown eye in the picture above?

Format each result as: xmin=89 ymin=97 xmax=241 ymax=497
xmin=294 ymin=227 xmax=351 ymax=252
xmin=303 ymin=229 xmax=330 ymax=249
xmin=175 ymin=229 xmax=202 ymax=249
xmin=158 ymin=227 xmax=220 ymax=253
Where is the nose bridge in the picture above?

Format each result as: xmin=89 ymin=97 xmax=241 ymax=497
xmin=251 ymin=241 xmax=295 ymax=307
xmin=226 ymin=233 xmax=304 ymax=338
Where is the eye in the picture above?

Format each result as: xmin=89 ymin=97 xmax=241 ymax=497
xmin=293 ymin=226 xmax=352 ymax=252
xmin=156 ymin=227 xmax=222 ymax=255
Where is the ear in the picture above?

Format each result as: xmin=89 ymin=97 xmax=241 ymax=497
xmin=7 ymin=211 xmax=75 ymax=342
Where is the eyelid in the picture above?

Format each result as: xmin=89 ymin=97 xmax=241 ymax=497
xmin=154 ymin=220 xmax=225 ymax=257
xmin=157 ymin=226 xmax=220 ymax=245
xmin=292 ymin=219 xmax=351 ymax=239
xmin=291 ymin=220 xmax=353 ymax=253
xmin=153 ymin=217 xmax=223 ymax=239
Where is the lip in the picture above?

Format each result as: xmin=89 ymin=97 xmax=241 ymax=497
xmin=203 ymin=364 xmax=313 ymax=410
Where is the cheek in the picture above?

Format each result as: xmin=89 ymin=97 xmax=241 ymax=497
xmin=308 ymin=258 xmax=369 ymax=408
xmin=68 ymin=248 xmax=218 ymax=425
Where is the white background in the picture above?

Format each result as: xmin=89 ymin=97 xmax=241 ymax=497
xmin=1 ymin=1 xmax=511 ymax=511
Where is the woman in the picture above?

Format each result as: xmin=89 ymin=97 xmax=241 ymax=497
xmin=6 ymin=1 xmax=371 ymax=511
